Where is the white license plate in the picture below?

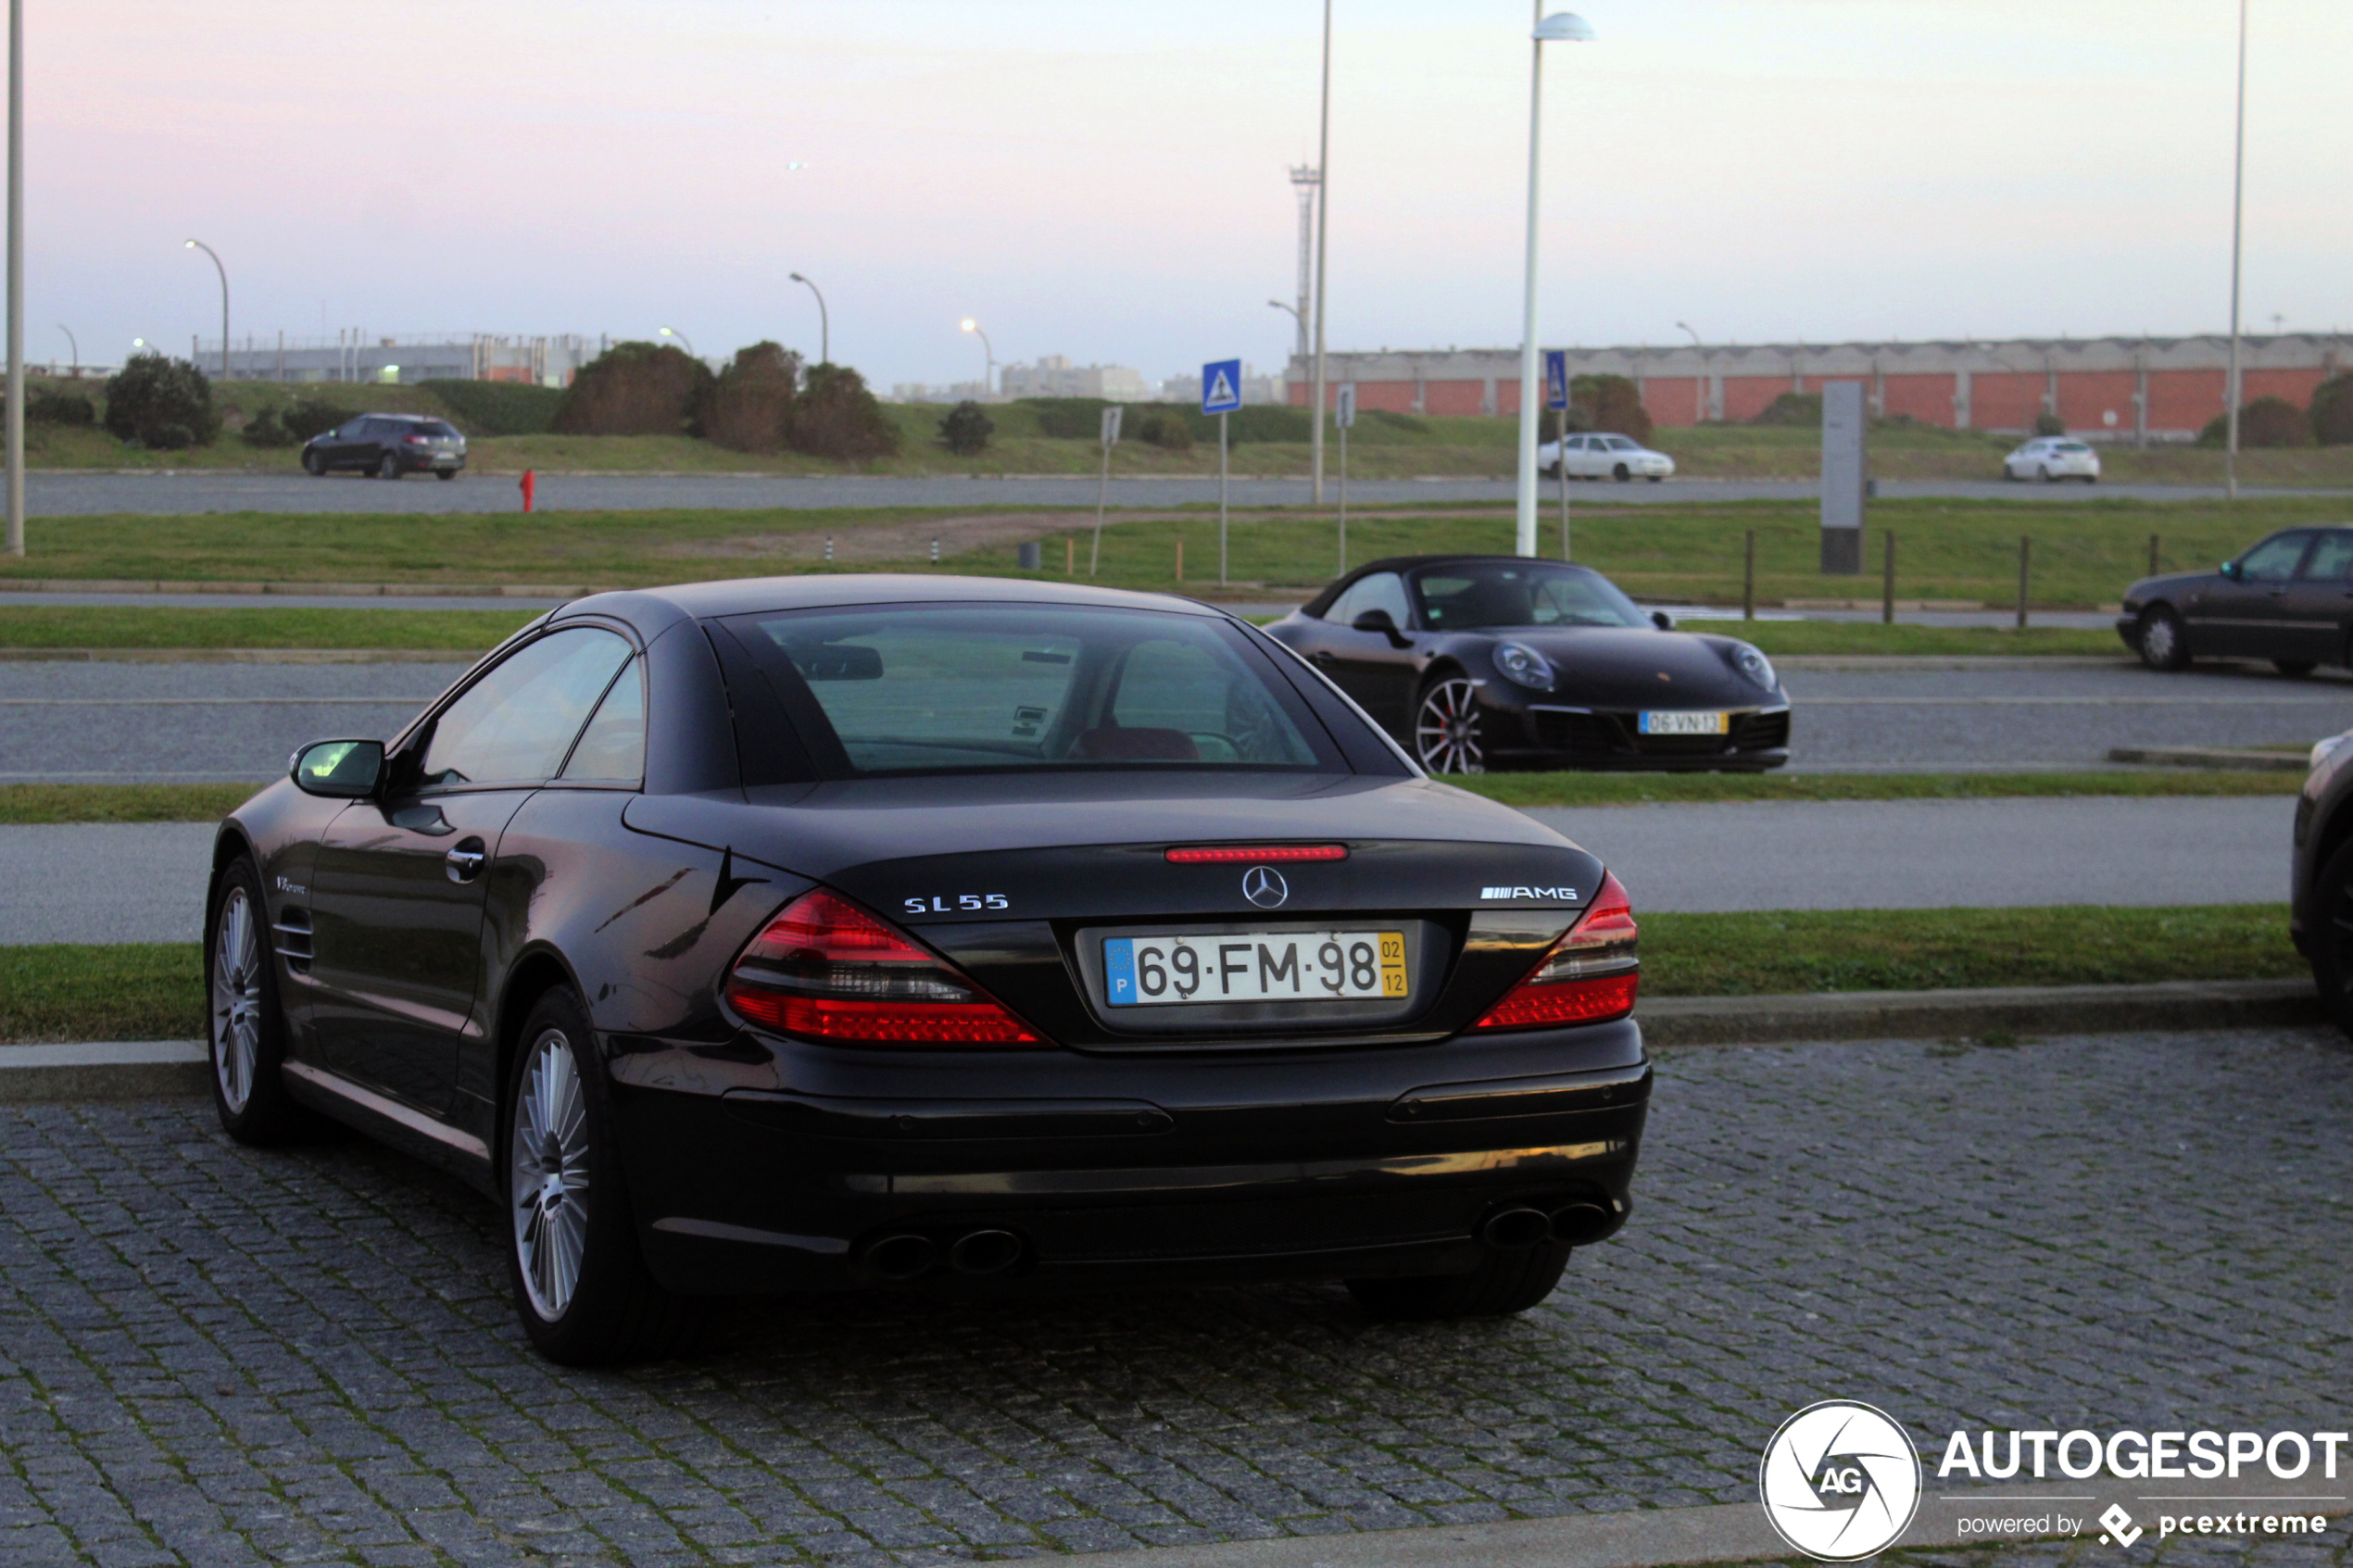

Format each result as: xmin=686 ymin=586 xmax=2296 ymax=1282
xmin=1639 ymin=709 xmax=1729 ymax=735
xmin=1104 ymin=931 xmax=1407 ymax=1007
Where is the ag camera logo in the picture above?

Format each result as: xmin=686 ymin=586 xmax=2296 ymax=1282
xmin=1759 ymin=1400 xmax=1924 ymax=1562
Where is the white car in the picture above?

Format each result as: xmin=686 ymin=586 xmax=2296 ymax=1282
xmin=2003 ymin=436 xmax=2100 ymax=483
xmin=1540 ymin=432 xmax=1676 ymax=483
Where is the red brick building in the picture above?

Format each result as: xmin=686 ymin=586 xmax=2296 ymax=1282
xmin=1288 ymin=334 xmax=2347 ymax=441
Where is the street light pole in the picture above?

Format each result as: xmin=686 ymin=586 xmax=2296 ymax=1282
xmin=1516 ymin=9 xmax=1594 ymax=558
xmin=960 ymin=319 xmax=996 ymax=397
xmin=184 ymin=240 xmax=228 ymax=381
xmin=5 ymin=0 xmax=19 ymax=558
xmin=1677 ymin=320 xmax=1705 ymax=423
xmin=1269 ymin=299 xmax=1302 ymax=348
xmin=789 ymin=272 xmax=830 ymax=365
xmin=2224 ymin=0 xmax=2249 ymax=501
xmin=659 ymin=325 xmax=696 ymax=358
xmin=57 ymin=325 xmax=76 ymax=378
xmin=1309 ymin=0 xmax=1332 ymax=505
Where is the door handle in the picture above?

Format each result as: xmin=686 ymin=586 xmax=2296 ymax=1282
xmin=445 ymin=840 xmax=487 ymax=883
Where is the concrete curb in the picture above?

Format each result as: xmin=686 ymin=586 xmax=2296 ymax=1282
xmin=2107 ymin=745 xmax=2309 ymax=771
xmin=1640 ymin=977 xmax=2323 ymax=1047
xmin=1 ymin=981 xmax=2329 ymax=1102
xmin=0 ymin=1041 xmax=209 ymax=1101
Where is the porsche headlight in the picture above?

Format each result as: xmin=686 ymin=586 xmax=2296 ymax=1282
xmin=1492 ymin=642 xmax=1555 ymax=691
xmin=1730 ymin=643 xmax=1778 ymax=690
xmin=2312 ymin=730 xmax=2353 ymax=773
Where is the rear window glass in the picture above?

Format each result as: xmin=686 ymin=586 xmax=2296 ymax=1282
xmin=419 ymin=420 xmax=459 ymax=437
xmin=2055 ymin=442 xmax=2090 ymax=453
xmin=721 ymin=603 xmax=1340 ymax=777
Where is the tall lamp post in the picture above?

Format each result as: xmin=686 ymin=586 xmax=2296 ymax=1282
xmin=1677 ymin=320 xmax=1705 ymax=422
xmin=959 ymin=319 xmax=996 ymax=397
xmin=1514 ymin=8 xmax=1594 ymax=558
xmin=57 ymin=325 xmax=77 ymax=378
xmin=184 ymin=240 xmax=229 ymax=381
xmin=2223 ymin=0 xmax=2249 ymax=501
xmin=4 ymin=0 xmax=19 ymax=558
xmin=1309 ymin=0 xmax=1333 ymax=504
xmin=659 ymin=325 xmax=696 ymax=359
xmin=1269 ymin=299 xmax=1303 ymax=350
xmin=789 ymin=272 xmax=830 ymax=365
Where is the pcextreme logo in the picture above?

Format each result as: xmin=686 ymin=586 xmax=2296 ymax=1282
xmin=1758 ymin=1400 xmax=1924 ymax=1562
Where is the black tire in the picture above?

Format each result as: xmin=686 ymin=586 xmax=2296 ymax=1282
xmin=1347 ymin=1240 xmax=1572 ymax=1321
xmin=377 ymin=452 xmax=400 ymax=480
xmin=1612 ymin=462 xmax=1631 ymax=482
xmin=504 ymin=985 xmax=701 ymax=1365
xmin=1646 ymin=474 xmax=1664 ymax=483
xmin=302 ymin=449 xmax=325 ymax=476
xmin=2136 ymin=605 xmax=2190 ymax=671
xmin=2308 ymin=836 xmax=2353 ymax=1039
xmin=1414 ymin=673 xmax=1486 ymax=775
xmin=206 ymin=857 xmax=325 ymax=1145
xmin=2037 ymin=464 xmax=2054 ymax=483
xmin=436 ymin=469 xmax=457 ymax=482
xmin=2274 ymin=659 xmax=2317 ymax=678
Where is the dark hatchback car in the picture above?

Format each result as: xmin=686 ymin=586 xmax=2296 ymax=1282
xmin=1264 ymin=556 xmax=1790 ymax=773
xmin=208 ymin=576 xmax=1651 ymax=1363
xmin=2120 ymin=526 xmax=2353 ymax=675
xmin=302 ymin=412 xmax=467 ymax=480
xmin=2290 ymin=724 xmax=2353 ymax=1035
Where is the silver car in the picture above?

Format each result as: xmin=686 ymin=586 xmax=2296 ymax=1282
xmin=2003 ymin=436 xmax=2099 ymax=483
xmin=1540 ymin=433 xmax=1676 ymax=483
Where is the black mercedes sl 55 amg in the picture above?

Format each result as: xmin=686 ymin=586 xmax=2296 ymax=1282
xmin=1264 ymin=556 xmax=1791 ymax=772
xmin=207 ymin=575 xmax=1651 ymax=1363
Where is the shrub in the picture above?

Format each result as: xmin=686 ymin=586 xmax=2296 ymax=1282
xmin=280 ymin=398 xmax=352 ymax=443
xmin=1018 ymin=397 xmax=1114 ymax=439
xmin=239 ymin=409 xmax=296 ymax=448
xmin=939 ymin=399 xmax=994 ymax=456
xmin=28 ymin=390 xmax=94 ymax=426
xmin=419 ymin=379 xmax=563 ymax=436
xmin=705 ymin=342 xmax=802 ymax=455
xmin=787 ymin=363 xmax=900 ymax=462
xmin=1750 ymin=391 xmax=1821 ymax=428
xmin=1569 ymin=374 xmax=1654 ymax=445
xmin=1135 ymin=411 xmax=1194 ymax=451
xmin=2032 ymin=411 xmax=2067 ymax=437
xmin=1223 ymin=404 xmax=1313 ymax=444
xmin=2309 ymin=375 xmax=2353 ymax=446
xmin=102 ymin=355 xmax=221 ymax=447
xmin=2198 ymin=396 xmax=2312 ymax=448
xmin=552 ymin=342 xmax=714 ymax=437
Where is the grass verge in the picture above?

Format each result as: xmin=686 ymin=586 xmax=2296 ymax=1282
xmin=1 ymin=944 xmax=205 ymax=1042
xmin=0 ymin=905 xmax=2299 ymax=1041
xmin=0 ymin=607 xmax=534 ymax=650
xmin=0 ymin=784 xmax=264 ymax=823
xmin=1642 ymin=904 xmax=2297 ymax=997
xmin=1454 ymin=769 xmax=2301 ymax=808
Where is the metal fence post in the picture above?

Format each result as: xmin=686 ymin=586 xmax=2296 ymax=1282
xmin=1881 ymin=531 xmax=1896 ymax=625
xmin=2017 ymin=536 xmax=2032 ymax=630
xmin=1743 ymin=530 xmax=1756 ymax=621
xmin=2148 ymin=533 xmax=2160 ymax=579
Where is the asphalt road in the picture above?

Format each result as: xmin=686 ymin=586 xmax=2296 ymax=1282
xmin=6 ymin=658 xmax=2347 ymax=784
xmin=1 ymin=793 xmax=2293 ymax=947
xmin=24 ymin=470 xmax=2347 ymax=515
xmin=3 ymin=1028 xmax=2345 ymax=1564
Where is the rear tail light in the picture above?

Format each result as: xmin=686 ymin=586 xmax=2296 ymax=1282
xmin=724 ymin=889 xmax=1044 ymax=1047
xmin=1471 ymin=872 xmax=1639 ymax=1031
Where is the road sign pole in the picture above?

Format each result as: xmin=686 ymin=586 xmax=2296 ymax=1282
xmin=1091 ymin=405 xmax=1121 ymax=577
xmin=1218 ymin=409 xmax=1229 ymax=586
xmin=1334 ymin=383 xmax=1355 ymax=574
xmin=1556 ymin=408 xmax=1570 ymax=561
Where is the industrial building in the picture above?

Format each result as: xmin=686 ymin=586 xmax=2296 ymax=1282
xmin=188 ymin=332 xmax=602 ymax=386
xmin=1287 ymin=333 xmax=2348 ymax=441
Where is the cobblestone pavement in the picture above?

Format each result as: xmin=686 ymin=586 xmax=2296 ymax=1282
xmin=3 ymin=1028 xmax=2348 ymax=1567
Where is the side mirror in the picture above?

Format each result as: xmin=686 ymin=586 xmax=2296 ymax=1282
xmin=1351 ymin=608 xmax=1412 ymax=646
xmin=2220 ymin=559 xmax=2243 ymax=580
xmin=290 ymin=738 xmax=384 ymax=798
xmin=1651 ymin=609 xmax=1676 ymax=631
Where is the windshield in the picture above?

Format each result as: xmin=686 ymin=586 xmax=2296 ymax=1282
xmin=724 ymin=603 xmax=1337 ymax=776
xmin=1413 ymin=562 xmax=1650 ymax=630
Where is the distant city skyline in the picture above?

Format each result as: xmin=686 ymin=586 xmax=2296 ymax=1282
xmin=31 ymin=0 xmax=2353 ymax=389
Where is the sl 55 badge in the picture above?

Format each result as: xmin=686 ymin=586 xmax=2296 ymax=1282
xmin=905 ymin=894 xmax=1011 ymax=914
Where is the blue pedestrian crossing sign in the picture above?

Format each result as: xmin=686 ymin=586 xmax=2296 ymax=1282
xmin=1544 ymin=349 xmax=1569 ymax=411
xmin=1202 ymin=358 xmax=1243 ymax=415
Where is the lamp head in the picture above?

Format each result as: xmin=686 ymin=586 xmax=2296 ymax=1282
xmin=182 ymin=239 xmax=195 ymax=248
xmin=960 ymin=319 xmax=977 ymax=332
xmin=1534 ymin=12 xmax=1595 ymax=41
xmin=790 ymin=271 xmax=807 ymax=282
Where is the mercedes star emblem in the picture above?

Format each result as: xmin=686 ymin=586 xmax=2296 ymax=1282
xmin=1242 ymin=866 xmax=1290 ymax=909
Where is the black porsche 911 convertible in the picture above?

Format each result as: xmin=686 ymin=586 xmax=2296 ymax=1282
xmin=1264 ymin=556 xmax=1791 ymax=772
xmin=208 ymin=575 xmax=1650 ymax=1363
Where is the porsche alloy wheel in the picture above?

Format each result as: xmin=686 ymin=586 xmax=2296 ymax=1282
xmin=210 ymin=884 xmax=263 ymax=1115
xmin=1416 ymin=677 xmax=1487 ymax=774
xmin=512 ymin=1027 xmax=594 ymax=1323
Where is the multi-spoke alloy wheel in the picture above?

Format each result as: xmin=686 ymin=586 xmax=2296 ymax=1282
xmin=511 ymin=1028 xmax=593 ymax=1322
xmin=1416 ymin=677 xmax=1486 ymax=774
xmin=210 ymin=886 xmax=263 ymax=1113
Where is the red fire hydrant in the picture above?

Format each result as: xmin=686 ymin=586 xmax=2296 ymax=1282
xmin=519 ymin=470 xmax=536 ymax=513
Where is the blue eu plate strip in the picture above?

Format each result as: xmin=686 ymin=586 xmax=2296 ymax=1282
xmin=1103 ymin=938 xmax=1138 ymax=1006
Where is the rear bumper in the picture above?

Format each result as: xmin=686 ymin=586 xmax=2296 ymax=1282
xmin=609 ymin=1016 xmax=1650 ymax=1295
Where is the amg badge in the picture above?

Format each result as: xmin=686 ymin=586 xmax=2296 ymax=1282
xmin=1480 ymin=884 xmax=1580 ymax=901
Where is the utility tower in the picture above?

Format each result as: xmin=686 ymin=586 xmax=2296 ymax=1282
xmin=1287 ymin=164 xmax=1319 ymax=360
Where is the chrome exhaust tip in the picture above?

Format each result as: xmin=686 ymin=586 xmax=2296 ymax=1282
xmin=948 ymin=1228 xmax=1024 ymax=1275
xmin=1548 ymin=1201 xmax=1613 ymax=1246
xmin=863 ymin=1234 xmax=938 ymax=1280
xmin=1479 ymin=1207 xmax=1554 ymax=1249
